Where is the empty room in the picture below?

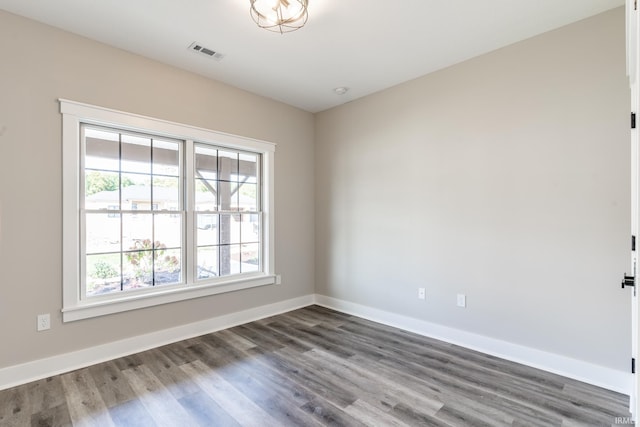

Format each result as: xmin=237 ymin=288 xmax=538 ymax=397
xmin=0 ymin=0 xmax=638 ymax=425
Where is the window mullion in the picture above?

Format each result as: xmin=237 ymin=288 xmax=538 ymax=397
xmin=185 ymin=139 xmax=195 ymax=286
xmin=150 ymin=138 xmax=155 ymax=288
xmin=118 ymin=132 xmax=124 ymax=292
xmin=79 ymin=125 xmax=88 ymax=300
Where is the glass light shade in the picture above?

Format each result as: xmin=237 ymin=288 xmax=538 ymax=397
xmin=250 ymin=0 xmax=308 ymax=34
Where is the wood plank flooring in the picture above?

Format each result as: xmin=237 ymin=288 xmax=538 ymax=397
xmin=0 ymin=305 xmax=632 ymax=426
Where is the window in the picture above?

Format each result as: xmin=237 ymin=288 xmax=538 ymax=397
xmin=82 ymin=126 xmax=183 ymax=296
xmin=193 ymin=145 xmax=262 ymax=280
xmin=61 ymin=100 xmax=276 ymax=321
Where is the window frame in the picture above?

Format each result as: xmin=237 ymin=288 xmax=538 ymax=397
xmin=80 ymin=124 xmax=187 ymax=298
xmin=61 ymin=99 xmax=276 ymax=322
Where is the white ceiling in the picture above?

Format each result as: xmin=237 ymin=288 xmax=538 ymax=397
xmin=0 ymin=0 xmax=625 ymax=112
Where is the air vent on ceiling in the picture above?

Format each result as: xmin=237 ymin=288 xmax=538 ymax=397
xmin=188 ymin=42 xmax=224 ymax=61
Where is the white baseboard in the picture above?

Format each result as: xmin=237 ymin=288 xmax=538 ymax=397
xmin=0 ymin=295 xmax=314 ymax=391
xmin=1 ymin=293 xmax=631 ymax=397
xmin=314 ymin=294 xmax=632 ymax=395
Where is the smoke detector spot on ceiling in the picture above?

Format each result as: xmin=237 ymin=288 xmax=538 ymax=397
xmin=188 ymin=42 xmax=225 ymax=61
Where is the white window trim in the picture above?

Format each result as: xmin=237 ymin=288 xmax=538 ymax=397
xmin=61 ymin=99 xmax=276 ymax=322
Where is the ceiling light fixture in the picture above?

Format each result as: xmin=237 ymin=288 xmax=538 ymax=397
xmin=334 ymin=87 xmax=349 ymax=95
xmin=250 ymin=0 xmax=308 ymax=34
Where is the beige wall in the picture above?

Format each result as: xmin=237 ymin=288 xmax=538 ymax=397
xmin=0 ymin=11 xmax=315 ymax=368
xmin=315 ymin=7 xmax=630 ymax=371
xmin=0 ymin=6 xmax=631 ymax=378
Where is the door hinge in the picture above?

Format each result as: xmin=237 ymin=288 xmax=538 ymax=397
xmin=633 ymin=358 xmax=636 ymax=374
xmin=622 ymin=274 xmax=636 ymax=288
xmin=633 ymin=235 xmax=636 ymax=251
xmin=633 ymin=112 xmax=637 ymax=129
xmin=635 ymin=0 xmax=638 ymax=11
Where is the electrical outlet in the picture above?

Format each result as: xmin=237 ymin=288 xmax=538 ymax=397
xmin=275 ymin=274 xmax=282 ymax=285
xmin=457 ymin=294 xmax=466 ymax=308
xmin=37 ymin=314 xmax=51 ymax=331
xmin=418 ymin=288 xmax=426 ymax=300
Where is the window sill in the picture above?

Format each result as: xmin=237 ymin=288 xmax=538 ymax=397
xmin=62 ymin=274 xmax=277 ymax=322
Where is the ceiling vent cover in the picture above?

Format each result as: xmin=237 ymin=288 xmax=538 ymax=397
xmin=188 ymin=42 xmax=224 ymax=60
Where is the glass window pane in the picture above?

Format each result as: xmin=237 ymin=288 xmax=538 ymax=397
xmin=195 ymin=179 xmax=217 ymax=211
xmin=122 ymin=174 xmax=151 ymax=209
xmin=241 ymin=243 xmax=260 ymax=273
xmin=152 ymin=176 xmax=180 ymax=211
xmin=219 ymin=181 xmax=239 ymax=211
xmin=197 ymin=246 xmax=219 ymax=279
xmin=122 ymin=214 xmax=152 ymax=251
xmin=219 ymin=213 xmax=240 ymax=245
xmin=218 ymin=150 xmax=238 ymax=181
xmin=82 ymin=129 xmax=264 ymax=294
xmin=219 ymin=244 xmax=241 ymax=276
xmin=238 ymin=183 xmax=257 ymax=211
xmin=85 ymin=171 xmax=120 ymax=209
xmin=154 ymin=248 xmax=181 ymax=286
xmin=230 ymin=245 xmax=241 ymax=275
xmin=197 ymin=214 xmax=219 ymax=246
xmin=121 ymin=134 xmax=151 ymax=174
xmin=86 ymin=213 xmax=121 ymax=254
xmin=154 ymin=214 xmax=182 ymax=249
xmin=195 ymin=145 xmax=217 ymax=180
xmin=80 ymin=121 xmax=191 ymax=301
xmin=123 ymin=250 xmax=153 ymax=290
xmin=153 ymin=139 xmax=180 ymax=177
xmin=86 ymin=253 xmax=121 ymax=297
xmin=84 ymin=128 xmax=119 ymax=171
xmin=239 ymin=153 xmax=258 ymax=184
xmin=241 ymin=214 xmax=260 ymax=244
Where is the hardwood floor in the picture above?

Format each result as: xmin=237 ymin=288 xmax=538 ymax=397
xmin=0 ymin=305 xmax=632 ymax=426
